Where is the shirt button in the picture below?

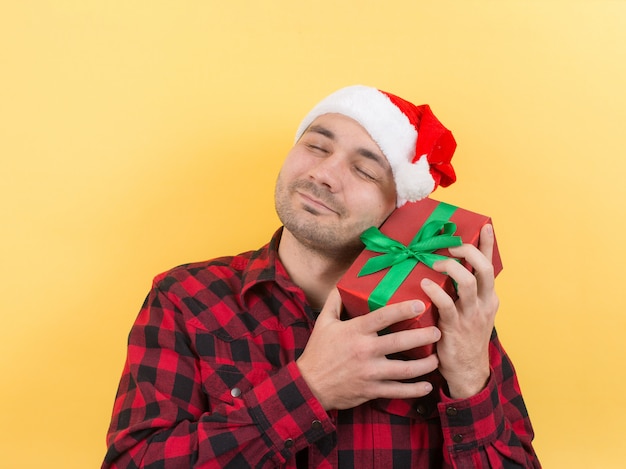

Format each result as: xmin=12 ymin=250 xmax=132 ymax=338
xmin=311 ymin=420 xmax=322 ymax=431
xmin=285 ymin=438 xmax=294 ymax=448
xmin=453 ymin=434 xmax=464 ymax=443
xmin=446 ymin=406 xmax=458 ymax=416
xmin=230 ymin=387 xmax=242 ymax=398
xmin=416 ymin=404 xmax=427 ymax=415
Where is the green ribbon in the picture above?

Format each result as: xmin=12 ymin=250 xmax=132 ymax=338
xmin=358 ymin=202 xmax=462 ymax=311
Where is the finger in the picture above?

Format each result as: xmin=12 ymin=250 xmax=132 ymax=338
xmin=420 ymin=277 xmax=457 ymax=322
xmin=382 ymin=353 xmax=440 ymax=382
xmin=443 ymin=224 xmax=494 ymax=276
xmin=432 ymin=254 xmax=479 ymax=308
xmin=375 ymin=379 xmax=435 ymax=400
xmin=439 ymin=243 xmax=495 ymax=302
xmin=316 ymin=288 xmax=344 ymax=324
xmin=376 ymin=326 xmax=441 ymax=357
xmin=444 ymin=243 xmax=489 ymax=274
xmin=478 ymin=224 xmax=495 ymax=264
xmin=358 ymin=300 xmax=425 ymax=335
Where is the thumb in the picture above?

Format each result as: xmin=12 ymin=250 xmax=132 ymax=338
xmin=316 ymin=288 xmax=343 ymax=323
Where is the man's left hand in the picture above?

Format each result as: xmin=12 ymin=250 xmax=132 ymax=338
xmin=420 ymin=223 xmax=499 ymax=399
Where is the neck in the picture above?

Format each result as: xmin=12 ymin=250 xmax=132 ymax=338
xmin=277 ymin=229 xmax=356 ymax=310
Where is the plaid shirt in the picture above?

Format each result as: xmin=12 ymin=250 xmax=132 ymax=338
xmin=103 ymin=229 xmax=539 ymax=468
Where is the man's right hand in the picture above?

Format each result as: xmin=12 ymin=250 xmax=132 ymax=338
xmin=296 ymin=289 xmax=440 ymax=411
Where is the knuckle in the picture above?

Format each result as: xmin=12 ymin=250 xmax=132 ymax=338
xmin=480 ymin=262 xmax=495 ymax=278
xmin=437 ymin=294 xmax=456 ymax=310
xmin=388 ymin=333 xmax=402 ymax=352
xmin=490 ymin=294 xmax=500 ymax=315
xmin=457 ymin=274 xmax=477 ymax=291
xmin=398 ymin=362 xmax=414 ymax=379
xmin=354 ymin=338 xmax=375 ymax=360
xmin=439 ymin=259 xmax=457 ymax=272
xmin=361 ymin=363 xmax=381 ymax=382
xmin=371 ymin=308 xmax=388 ymax=328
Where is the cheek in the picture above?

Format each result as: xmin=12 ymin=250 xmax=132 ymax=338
xmin=279 ymin=152 xmax=312 ymax=181
xmin=372 ymin=183 xmax=397 ymax=215
xmin=374 ymin=200 xmax=396 ymax=225
xmin=351 ymin=190 xmax=396 ymax=226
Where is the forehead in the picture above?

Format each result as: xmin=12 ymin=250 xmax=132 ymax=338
xmin=307 ymin=113 xmax=374 ymax=140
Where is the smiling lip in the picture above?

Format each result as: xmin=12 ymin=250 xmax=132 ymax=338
xmin=297 ymin=191 xmax=338 ymax=214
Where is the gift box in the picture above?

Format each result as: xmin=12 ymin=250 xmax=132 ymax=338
xmin=337 ymin=197 xmax=503 ymax=360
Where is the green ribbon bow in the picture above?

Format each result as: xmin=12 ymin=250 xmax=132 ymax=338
xmin=358 ymin=202 xmax=462 ymax=311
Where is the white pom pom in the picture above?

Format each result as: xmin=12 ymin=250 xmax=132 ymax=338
xmin=394 ymin=154 xmax=435 ymax=206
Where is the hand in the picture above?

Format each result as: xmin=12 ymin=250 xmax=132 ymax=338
xmin=421 ymin=223 xmax=499 ymax=399
xmin=296 ymin=289 xmax=441 ymax=410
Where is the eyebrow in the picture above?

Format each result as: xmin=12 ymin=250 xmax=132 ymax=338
xmin=307 ymin=124 xmax=335 ymax=139
xmin=306 ymin=124 xmax=390 ymax=170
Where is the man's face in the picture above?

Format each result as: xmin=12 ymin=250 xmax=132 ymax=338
xmin=275 ymin=113 xmax=397 ymax=259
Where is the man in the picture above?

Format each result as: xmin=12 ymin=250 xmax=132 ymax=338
xmin=103 ymin=85 xmax=539 ymax=468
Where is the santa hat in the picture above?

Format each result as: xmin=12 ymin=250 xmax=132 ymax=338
xmin=295 ymin=85 xmax=457 ymax=206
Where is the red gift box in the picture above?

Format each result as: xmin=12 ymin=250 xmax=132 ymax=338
xmin=337 ymin=197 xmax=503 ymax=360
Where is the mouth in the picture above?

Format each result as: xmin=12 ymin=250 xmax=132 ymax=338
xmin=296 ymin=191 xmax=339 ymax=215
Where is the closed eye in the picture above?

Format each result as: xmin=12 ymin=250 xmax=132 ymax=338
xmin=306 ymin=143 xmax=329 ymax=154
xmin=355 ymin=166 xmax=378 ymax=181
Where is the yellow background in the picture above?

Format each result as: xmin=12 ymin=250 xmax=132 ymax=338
xmin=2 ymin=1 xmax=625 ymax=467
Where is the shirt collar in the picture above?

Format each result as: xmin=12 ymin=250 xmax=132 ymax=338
xmin=239 ymin=228 xmax=319 ymax=325
xmin=240 ymin=227 xmax=308 ymax=297
xmin=240 ymin=228 xmax=282 ymax=294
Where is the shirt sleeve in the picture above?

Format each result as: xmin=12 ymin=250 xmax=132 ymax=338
xmin=102 ymin=280 xmax=334 ymax=469
xmin=438 ymin=330 xmax=540 ymax=468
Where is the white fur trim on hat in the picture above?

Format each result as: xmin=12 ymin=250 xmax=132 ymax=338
xmin=295 ymin=85 xmax=435 ymax=205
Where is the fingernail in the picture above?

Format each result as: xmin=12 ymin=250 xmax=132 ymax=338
xmin=421 ymin=278 xmax=434 ymax=287
xmin=412 ymin=301 xmax=425 ymax=315
xmin=423 ymin=382 xmax=433 ymax=393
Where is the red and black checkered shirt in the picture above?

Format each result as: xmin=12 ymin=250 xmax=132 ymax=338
xmin=103 ymin=229 xmax=539 ymax=468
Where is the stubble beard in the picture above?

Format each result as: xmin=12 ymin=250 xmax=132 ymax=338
xmin=274 ymin=178 xmax=366 ymax=262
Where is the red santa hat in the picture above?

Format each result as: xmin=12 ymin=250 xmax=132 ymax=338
xmin=295 ymin=85 xmax=457 ymax=206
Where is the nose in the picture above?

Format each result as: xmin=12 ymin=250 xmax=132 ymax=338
xmin=308 ymin=153 xmax=344 ymax=191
